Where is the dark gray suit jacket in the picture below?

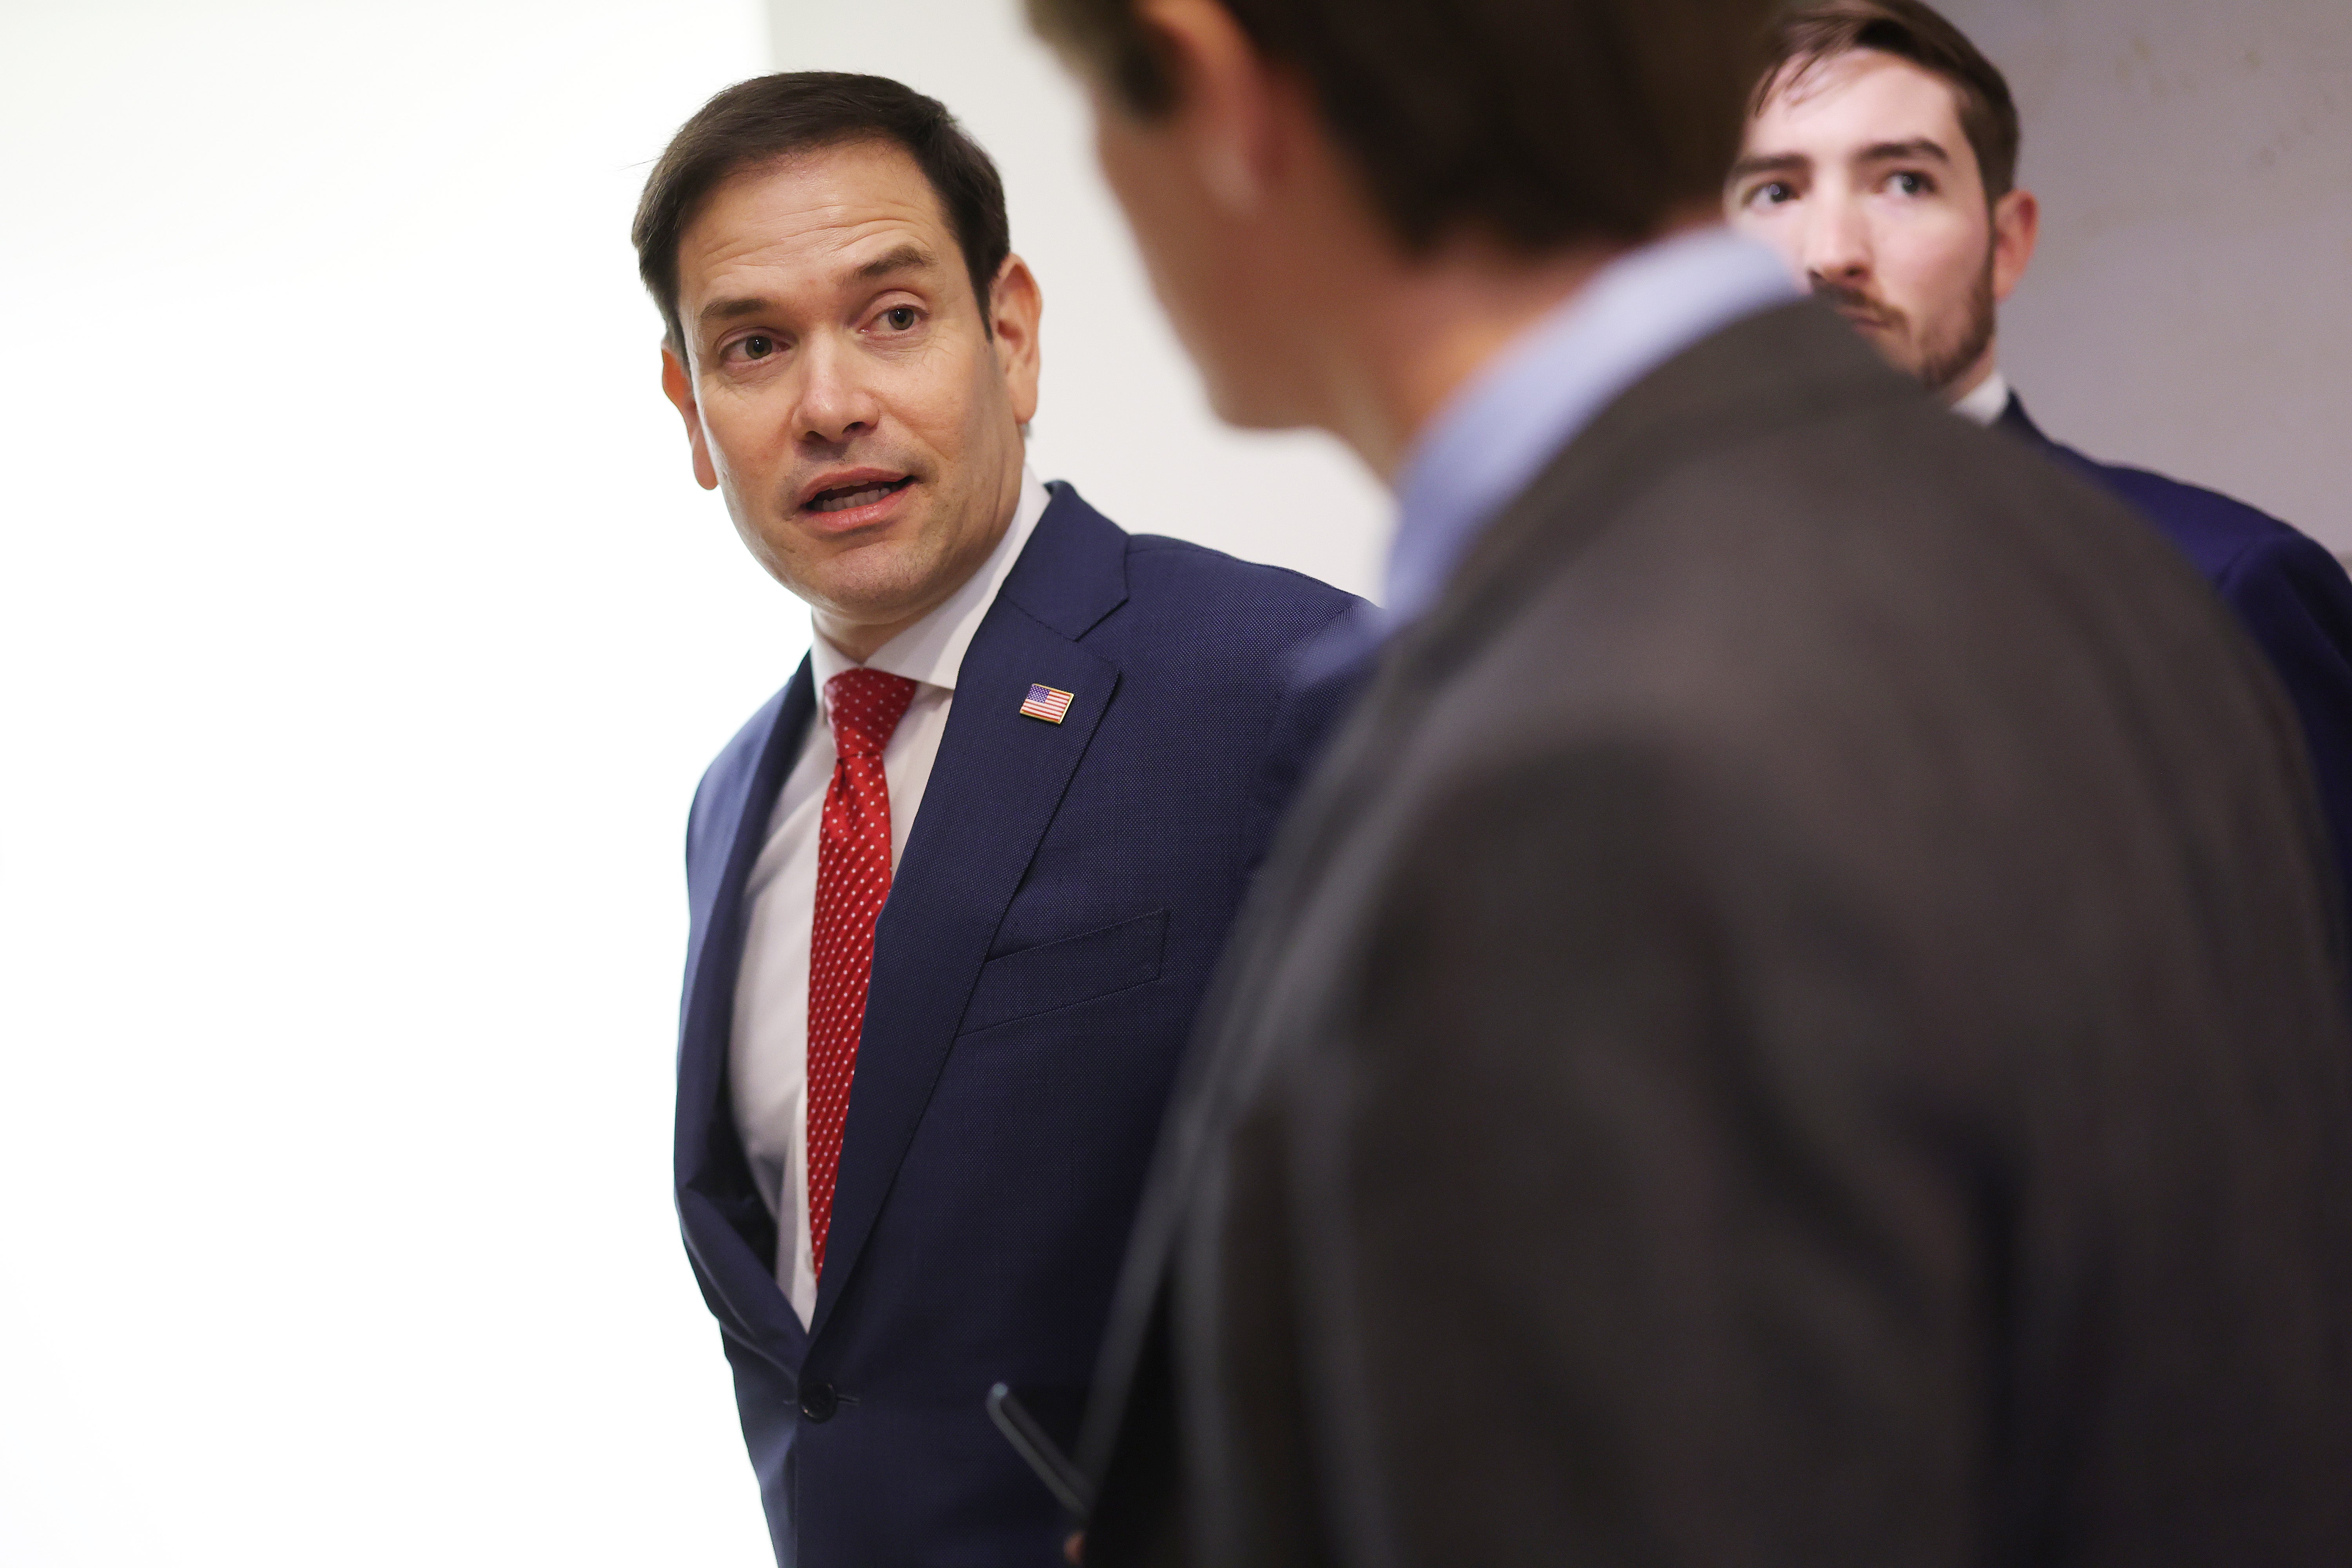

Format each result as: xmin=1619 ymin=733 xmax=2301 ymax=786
xmin=1079 ymin=303 xmax=2352 ymax=1566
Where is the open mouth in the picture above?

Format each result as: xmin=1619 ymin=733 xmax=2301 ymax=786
xmin=806 ymin=476 xmax=914 ymax=514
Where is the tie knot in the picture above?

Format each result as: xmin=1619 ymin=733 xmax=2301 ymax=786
xmin=825 ymin=668 xmax=918 ymax=759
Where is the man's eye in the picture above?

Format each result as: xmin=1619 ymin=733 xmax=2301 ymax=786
xmin=741 ymin=334 xmax=776 ymax=359
xmin=1750 ymin=181 xmax=1795 ymax=207
xmin=1891 ymin=172 xmax=1932 ymax=196
xmin=883 ymin=307 xmax=918 ymax=331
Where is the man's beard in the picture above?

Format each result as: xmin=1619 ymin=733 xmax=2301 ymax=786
xmin=1813 ymin=255 xmax=1996 ymax=397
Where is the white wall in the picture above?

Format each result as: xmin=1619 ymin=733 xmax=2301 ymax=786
xmin=1939 ymin=0 xmax=2352 ymax=550
xmin=0 ymin=4 xmax=781 ymax=1564
xmin=763 ymin=0 xmax=1393 ymax=595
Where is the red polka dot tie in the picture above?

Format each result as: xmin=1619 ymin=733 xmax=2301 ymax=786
xmin=808 ymin=667 xmax=918 ymax=1281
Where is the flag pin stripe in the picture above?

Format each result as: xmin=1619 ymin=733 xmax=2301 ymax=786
xmin=1018 ymin=684 xmax=1075 ymax=724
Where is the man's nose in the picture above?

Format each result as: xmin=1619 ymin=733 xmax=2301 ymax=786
xmin=1802 ymin=193 xmax=1873 ymax=289
xmin=793 ymin=338 xmax=882 ymax=446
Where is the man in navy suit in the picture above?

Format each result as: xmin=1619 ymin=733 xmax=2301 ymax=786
xmin=1730 ymin=0 xmax=2352 ymax=906
xmin=632 ymin=73 xmax=1355 ymax=1564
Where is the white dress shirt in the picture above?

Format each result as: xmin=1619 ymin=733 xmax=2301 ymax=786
xmin=730 ymin=468 xmax=1050 ymax=1327
xmin=1949 ymin=367 xmax=2012 ymax=427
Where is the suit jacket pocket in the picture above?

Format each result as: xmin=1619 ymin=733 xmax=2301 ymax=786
xmin=960 ymin=910 xmax=1170 ymax=1034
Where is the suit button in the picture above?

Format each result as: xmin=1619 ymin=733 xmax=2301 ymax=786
xmin=800 ymin=1382 xmax=838 ymax=1423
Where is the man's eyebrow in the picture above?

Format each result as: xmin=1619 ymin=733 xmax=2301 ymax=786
xmin=691 ymin=245 xmax=944 ymax=337
xmin=1857 ymin=138 xmax=1951 ymax=164
xmin=851 ymin=243 xmax=938 ymax=282
xmin=697 ymin=294 xmax=773 ymax=332
xmin=1728 ymin=151 xmax=1809 ymax=182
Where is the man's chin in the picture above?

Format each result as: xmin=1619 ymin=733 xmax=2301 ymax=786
xmin=1847 ymin=321 xmax=1934 ymax=384
xmin=785 ymin=546 xmax=952 ymax=627
xmin=765 ymin=507 xmax=920 ymax=577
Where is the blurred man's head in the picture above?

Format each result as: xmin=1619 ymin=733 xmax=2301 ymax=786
xmin=1728 ymin=0 xmax=2038 ymax=401
xmin=634 ymin=74 xmax=1042 ymax=660
xmin=1028 ymin=0 xmax=1774 ymax=471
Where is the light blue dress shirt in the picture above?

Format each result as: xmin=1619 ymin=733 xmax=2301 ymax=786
xmin=1384 ymin=227 xmax=1799 ymax=626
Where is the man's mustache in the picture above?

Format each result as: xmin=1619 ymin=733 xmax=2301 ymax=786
xmin=1810 ymin=278 xmax=1904 ymax=332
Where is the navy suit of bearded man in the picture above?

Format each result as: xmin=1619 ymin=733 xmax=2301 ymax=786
xmin=634 ymin=72 xmax=1358 ymax=1566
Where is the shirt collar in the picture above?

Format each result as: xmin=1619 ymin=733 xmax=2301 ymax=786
xmin=1949 ymin=367 xmax=2011 ymax=427
xmin=1386 ymin=227 xmax=1798 ymax=627
xmin=809 ymin=465 xmax=1051 ymax=699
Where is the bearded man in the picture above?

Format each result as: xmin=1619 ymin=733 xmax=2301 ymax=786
xmin=1731 ymin=0 xmax=2352 ymax=911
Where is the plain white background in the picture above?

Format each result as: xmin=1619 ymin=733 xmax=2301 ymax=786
xmin=1 ymin=2 xmax=2342 ymax=1564
xmin=0 ymin=5 xmax=789 ymax=1564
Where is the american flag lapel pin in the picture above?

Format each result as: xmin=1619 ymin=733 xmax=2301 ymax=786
xmin=1018 ymin=683 xmax=1075 ymax=724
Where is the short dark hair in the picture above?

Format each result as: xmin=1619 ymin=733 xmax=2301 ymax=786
xmin=1027 ymin=0 xmax=1778 ymax=254
xmin=1755 ymin=0 xmax=2021 ymax=201
xmin=632 ymin=73 xmax=1011 ymax=355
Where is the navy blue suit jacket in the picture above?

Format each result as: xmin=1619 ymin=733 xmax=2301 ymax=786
xmin=675 ymin=483 xmax=1357 ymax=1566
xmin=2000 ymin=396 xmax=2352 ymax=910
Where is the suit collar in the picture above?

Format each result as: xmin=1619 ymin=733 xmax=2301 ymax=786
xmin=1400 ymin=299 xmax=1906 ymax=693
xmin=1387 ymin=227 xmax=1797 ymax=626
xmin=998 ymin=481 xmax=1130 ymax=641
xmin=1997 ymin=391 xmax=2050 ymax=445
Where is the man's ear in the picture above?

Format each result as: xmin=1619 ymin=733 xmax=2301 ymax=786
xmin=660 ymin=343 xmax=719 ymax=491
xmin=1990 ymin=187 xmax=2040 ymax=305
xmin=1135 ymin=0 xmax=1283 ymax=214
xmin=988 ymin=254 xmax=1044 ymax=426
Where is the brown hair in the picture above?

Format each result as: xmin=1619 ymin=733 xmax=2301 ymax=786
xmin=1027 ymin=0 xmax=1777 ymax=254
xmin=1755 ymin=0 xmax=2021 ymax=200
xmin=632 ymin=73 xmax=1011 ymax=355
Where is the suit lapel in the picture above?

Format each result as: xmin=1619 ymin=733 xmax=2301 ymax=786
xmin=1996 ymin=392 xmax=2050 ymax=446
xmin=811 ymin=488 xmax=1130 ymax=1341
xmin=677 ymin=660 xmax=816 ymax=1363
